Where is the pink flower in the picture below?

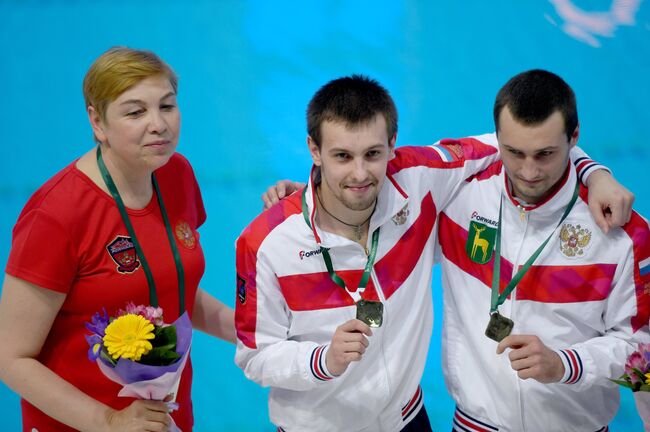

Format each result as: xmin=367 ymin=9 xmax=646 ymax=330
xmin=117 ymin=303 xmax=163 ymax=326
xmin=627 ymin=364 xmax=642 ymax=385
xmin=143 ymin=306 xmax=164 ymax=326
xmin=627 ymin=351 xmax=649 ymax=372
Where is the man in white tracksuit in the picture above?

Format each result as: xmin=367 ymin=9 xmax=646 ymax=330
xmin=437 ymin=70 xmax=650 ymax=432
xmin=235 ymin=75 xmax=505 ymax=431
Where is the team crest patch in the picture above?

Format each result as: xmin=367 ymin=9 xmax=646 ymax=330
xmin=466 ymin=221 xmax=496 ymax=264
xmin=392 ymin=204 xmax=409 ymax=225
xmin=106 ymin=236 xmax=140 ymax=274
xmin=175 ymin=220 xmax=196 ymax=249
xmin=559 ymin=223 xmax=592 ymax=258
xmin=237 ymin=275 xmax=247 ymax=304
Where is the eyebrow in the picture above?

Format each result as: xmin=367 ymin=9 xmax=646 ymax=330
xmin=118 ymin=92 xmax=176 ymax=106
xmin=328 ymin=143 xmax=386 ymax=153
xmin=502 ymin=144 xmax=560 ymax=152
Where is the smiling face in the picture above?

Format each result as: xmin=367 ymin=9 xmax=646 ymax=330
xmin=309 ymin=114 xmax=395 ymax=217
xmin=497 ymin=105 xmax=578 ymax=204
xmin=89 ymin=74 xmax=180 ymax=173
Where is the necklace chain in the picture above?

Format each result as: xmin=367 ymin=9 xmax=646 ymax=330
xmin=316 ymin=189 xmax=376 ymax=240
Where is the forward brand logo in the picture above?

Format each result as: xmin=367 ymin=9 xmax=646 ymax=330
xmin=470 ymin=211 xmax=498 ymax=228
xmin=299 ymin=248 xmax=323 ymax=260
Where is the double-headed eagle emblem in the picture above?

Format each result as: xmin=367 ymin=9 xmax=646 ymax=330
xmin=559 ymin=223 xmax=592 ymax=258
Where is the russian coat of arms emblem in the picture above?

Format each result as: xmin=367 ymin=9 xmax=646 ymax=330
xmin=559 ymin=223 xmax=592 ymax=258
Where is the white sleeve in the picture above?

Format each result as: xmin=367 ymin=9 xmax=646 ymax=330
xmin=556 ymin=241 xmax=650 ymax=389
xmin=394 ymin=133 xmax=500 ymax=213
xmin=570 ymin=146 xmax=610 ymax=185
xmin=234 ymin=237 xmax=337 ymax=391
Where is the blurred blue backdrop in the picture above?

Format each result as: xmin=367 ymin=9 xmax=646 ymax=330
xmin=1 ymin=1 xmax=649 ymax=430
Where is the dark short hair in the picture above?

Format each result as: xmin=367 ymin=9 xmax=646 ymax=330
xmin=307 ymin=74 xmax=398 ymax=147
xmin=493 ymin=69 xmax=578 ymax=141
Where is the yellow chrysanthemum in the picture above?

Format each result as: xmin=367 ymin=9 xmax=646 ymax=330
xmin=645 ymin=373 xmax=650 ymax=385
xmin=103 ymin=314 xmax=155 ymax=361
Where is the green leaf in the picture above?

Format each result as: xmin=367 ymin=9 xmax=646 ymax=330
xmin=609 ymin=378 xmax=635 ymax=389
xmin=100 ymin=349 xmax=117 ymax=367
xmin=152 ymin=325 xmax=177 ymax=349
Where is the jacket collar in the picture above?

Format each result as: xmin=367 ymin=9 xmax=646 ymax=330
xmin=502 ymin=161 xmax=578 ymax=218
xmin=304 ymin=166 xmax=409 ymax=248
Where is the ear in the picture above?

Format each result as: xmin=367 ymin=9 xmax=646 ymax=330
xmin=307 ymin=136 xmax=322 ymax=166
xmin=569 ymin=123 xmax=579 ymax=149
xmin=388 ymin=133 xmax=397 ymax=159
xmin=87 ymin=106 xmax=107 ymax=144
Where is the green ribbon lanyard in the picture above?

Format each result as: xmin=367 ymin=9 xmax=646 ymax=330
xmin=96 ymin=146 xmax=186 ymax=315
xmin=302 ymin=188 xmax=380 ymax=299
xmin=490 ymin=180 xmax=580 ymax=314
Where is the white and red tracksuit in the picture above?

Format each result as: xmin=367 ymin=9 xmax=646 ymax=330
xmin=437 ymin=141 xmax=650 ymax=431
xmin=235 ymin=137 xmax=499 ymax=431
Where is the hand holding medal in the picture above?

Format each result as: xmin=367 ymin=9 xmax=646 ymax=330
xmin=496 ymin=334 xmax=566 ymax=383
xmin=325 ymin=319 xmax=373 ymax=376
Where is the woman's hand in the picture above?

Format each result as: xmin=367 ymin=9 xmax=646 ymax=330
xmin=104 ymin=400 xmax=173 ymax=432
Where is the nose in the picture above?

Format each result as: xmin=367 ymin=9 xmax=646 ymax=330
xmin=351 ymin=158 xmax=369 ymax=182
xmin=520 ymin=157 xmax=540 ymax=180
xmin=147 ymin=109 xmax=167 ymax=134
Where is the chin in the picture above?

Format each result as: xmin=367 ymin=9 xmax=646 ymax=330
xmin=147 ymin=153 xmax=175 ymax=171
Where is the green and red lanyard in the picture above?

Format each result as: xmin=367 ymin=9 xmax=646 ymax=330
xmin=490 ymin=180 xmax=579 ymax=315
xmin=96 ymin=146 xmax=186 ymax=315
xmin=301 ymin=188 xmax=379 ymax=302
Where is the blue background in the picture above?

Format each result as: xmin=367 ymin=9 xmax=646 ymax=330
xmin=1 ymin=1 xmax=649 ymax=430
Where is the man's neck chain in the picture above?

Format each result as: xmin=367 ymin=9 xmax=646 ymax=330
xmin=316 ymin=189 xmax=376 ymax=240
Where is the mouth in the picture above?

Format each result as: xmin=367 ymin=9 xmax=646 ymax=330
xmin=344 ymin=183 xmax=374 ymax=194
xmin=145 ymin=140 xmax=170 ymax=148
xmin=519 ymin=178 xmax=542 ymax=187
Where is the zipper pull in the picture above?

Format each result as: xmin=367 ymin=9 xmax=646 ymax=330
xmin=518 ymin=205 xmax=526 ymax=222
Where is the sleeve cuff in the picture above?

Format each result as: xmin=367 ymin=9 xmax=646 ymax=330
xmin=310 ymin=344 xmax=335 ymax=381
xmin=574 ymin=157 xmax=611 ymax=186
xmin=558 ymin=349 xmax=584 ymax=384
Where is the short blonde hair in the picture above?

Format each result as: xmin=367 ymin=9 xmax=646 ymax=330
xmin=83 ymin=47 xmax=178 ymax=120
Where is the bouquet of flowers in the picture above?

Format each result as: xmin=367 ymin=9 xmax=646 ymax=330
xmin=86 ymin=303 xmax=192 ymax=432
xmin=611 ymin=343 xmax=650 ymax=431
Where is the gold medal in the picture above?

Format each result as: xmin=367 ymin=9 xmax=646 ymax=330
xmin=484 ymin=312 xmax=514 ymax=342
xmin=356 ymin=299 xmax=383 ymax=328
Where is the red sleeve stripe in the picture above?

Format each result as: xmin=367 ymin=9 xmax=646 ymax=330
xmin=573 ymin=157 xmax=594 ymax=173
xmin=453 ymin=406 xmax=499 ymax=431
xmin=560 ymin=349 xmax=583 ymax=384
xmin=401 ymin=385 xmax=423 ymax=421
xmin=310 ymin=345 xmax=333 ymax=381
xmin=465 ymin=161 xmax=503 ymax=183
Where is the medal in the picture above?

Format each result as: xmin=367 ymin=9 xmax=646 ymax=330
xmin=356 ymin=299 xmax=383 ymax=328
xmin=486 ymin=185 xmax=579 ymax=342
xmin=484 ymin=312 xmax=514 ymax=342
